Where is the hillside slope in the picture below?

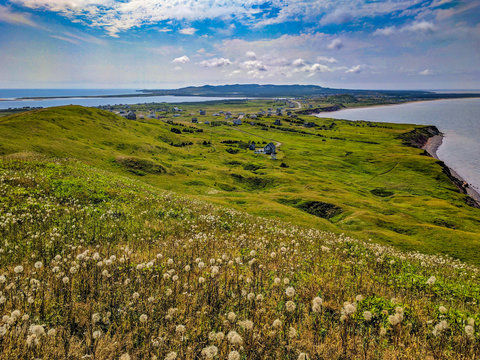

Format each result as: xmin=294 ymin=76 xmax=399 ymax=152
xmin=1 ymin=105 xmax=479 ymax=264
xmin=0 ymin=154 xmax=479 ymax=359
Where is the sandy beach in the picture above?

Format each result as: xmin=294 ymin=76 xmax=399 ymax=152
xmin=423 ymin=134 xmax=480 ymax=206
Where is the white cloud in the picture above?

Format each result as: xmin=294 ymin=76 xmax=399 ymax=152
xmin=375 ymin=21 xmax=436 ymax=36
xmin=50 ymin=34 xmax=79 ymax=44
xmin=374 ymin=26 xmax=396 ymax=36
xmin=246 ymin=51 xmax=256 ymax=60
xmin=179 ymin=27 xmax=196 ymax=35
xmin=0 ymin=4 xmax=41 ymax=28
xmin=292 ymin=58 xmax=306 ymax=67
xmin=199 ymin=57 xmax=232 ymax=67
xmin=346 ymin=65 xmax=362 ymax=73
xmin=317 ymin=56 xmax=337 ymax=63
xmin=404 ymin=21 xmax=435 ymax=33
xmin=327 ymin=39 xmax=343 ymax=50
xmin=172 ymin=55 xmax=190 ymax=64
xmin=419 ymin=69 xmax=432 ymax=75
xmin=241 ymin=60 xmax=267 ymax=72
xmin=9 ymin=0 xmax=429 ymax=36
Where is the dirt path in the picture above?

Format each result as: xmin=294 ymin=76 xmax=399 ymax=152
xmin=290 ymin=100 xmax=302 ymax=109
xmin=230 ymin=127 xmax=283 ymax=149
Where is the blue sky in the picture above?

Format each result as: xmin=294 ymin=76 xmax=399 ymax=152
xmin=0 ymin=0 xmax=479 ymax=89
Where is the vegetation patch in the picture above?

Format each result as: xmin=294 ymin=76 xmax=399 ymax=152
xmin=216 ymin=183 xmax=236 ymax=191
xmin=230 ymin=173 xmax=274 ymax=190
xmin=243 ymin=162 xmax=265 ymax=172
xmin=184 ymin=180 xmax=206 ymax=186
xmin=278 ymin=198 xmax=343 ymax=219
xmin=115 ymin=156 xmax=166 ymax=176
xmin=371 ymin=188 xmax=394 ymax=197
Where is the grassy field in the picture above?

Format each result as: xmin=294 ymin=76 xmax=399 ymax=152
xmin=0 ymin=154 xmax=479 ymax=359
xmin=0 ymin=105 xmax=479 ymax=264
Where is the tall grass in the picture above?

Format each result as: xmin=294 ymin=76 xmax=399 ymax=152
xmin=0 ymin=155 xmax=479 ymax=359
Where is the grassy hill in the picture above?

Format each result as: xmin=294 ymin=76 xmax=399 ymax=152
xmin=1 ymin=105 xmax=479 ymax=264
xmin=0 ymin=102 xmax=480 ymax=358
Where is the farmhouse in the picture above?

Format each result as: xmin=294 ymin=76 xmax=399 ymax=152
xmin=264 ymin=142 xmax=276 ymax=155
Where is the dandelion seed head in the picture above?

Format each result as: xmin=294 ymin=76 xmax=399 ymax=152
xmin=285 ymin=287 xmax=295 ymax=298
xmin=165 ymin=352 xmax=177 ymax=360
xmin=272 ymin=319 xmax=282 ymax=329
xmin=286 ymin=301 xmax=296 ymax=312
xmin=228 ymin=350 xmax=240 ymax=360
xmin=363 ymin=311 xmax=372 ymax=322
xmin=227 ymin=312 xmax=236 ymax=322
xmin=465 ymin=324 xmax=474 ymax=337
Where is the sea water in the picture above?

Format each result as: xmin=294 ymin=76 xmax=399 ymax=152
xmin=0 ymin=89 xmax=242 ymax=109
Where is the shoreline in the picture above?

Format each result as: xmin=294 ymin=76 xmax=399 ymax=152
xmin=314 ymin=96 xmax=480 ymax=115
xmin=422 ymin=134 xmax=480 ymax=207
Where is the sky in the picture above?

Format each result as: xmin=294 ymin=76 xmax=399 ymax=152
xmin=0 ymin=0 xmax=479 ymax=90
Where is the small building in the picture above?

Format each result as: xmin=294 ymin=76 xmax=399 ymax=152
xmin=248 ymin=142 xmax=256 ymax=150
xmin=148 ymin=112 xmax=156 ymax=118
xmin=125 ymin=111 xmax=136 ymax=120
xmin=304 ymin=122 xmax=316 ymax=128
xmin=204 ymin=120 xmax=210 ymax=125
xmin=225 ymin=114 xmax=231 ymax=120
xmin=276 ymin=108 xmax=283 ymax=115
xmin=233 ymin=119 xmax=242 ymax=125
xmin=199 ymin=109 xmax=206 ymax=115
xmin=264 ymin=142 xmax=276 ymax=155
xmin=274 ymin=119 xmax=282 ymax=126
xmin=192 ymin=118 xmax=198 ymax=123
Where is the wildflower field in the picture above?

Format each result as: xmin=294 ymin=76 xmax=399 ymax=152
xmin=1 ymin=154 xmax=479 ymax=359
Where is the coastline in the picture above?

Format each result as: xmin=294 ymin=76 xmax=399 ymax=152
xmin=313 ymin=95 xmax=480 ymax=115
xmin=422 ymin=134 xmax=480 ymax=207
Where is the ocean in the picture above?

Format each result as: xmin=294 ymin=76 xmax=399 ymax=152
xmin=0 ymin=89 xmax=242 ymax=109
xmin=317 ymin=98 xmax=480 ymax=193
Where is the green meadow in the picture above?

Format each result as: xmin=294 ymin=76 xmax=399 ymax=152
xmin=1 ymin=102 xmax=479 ymax=263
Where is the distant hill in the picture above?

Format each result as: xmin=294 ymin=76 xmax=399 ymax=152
xmin=139 ymin=84 xmax=436 ymax=98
